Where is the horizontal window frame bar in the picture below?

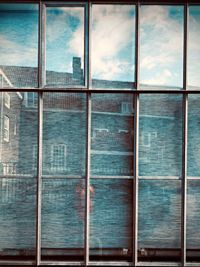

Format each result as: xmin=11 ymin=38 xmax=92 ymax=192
xmin=0 ymin=260 xmax=35 ymax=265
xmin=0 ymin=1 xmax=199 ymax=4
xmin=0 ymin=261 xmax=196 ymax=267
xmin=138 ymin=176 xmax=182 ymax=181
xmin=91 ymin=2 xmax=136 ymax=5
xmin=0 ymin=175 xmax=196 ymax=180
xmin=89 ymin=262 xmax=133 ymax=266
xmin=187 ymin=176 xmax=200 ymax=180
xmin=91 ymin=1 xmax=187 ymax=4
xmin=0 ymin=1 xmax=39 ymax=3
xmin=137 ymin=262 xmax=182 ymax=267
xmin=41 ymin=175 xmax=85 ymax=179
xmin=185 ymin=264 xmax=200 ymax=267
xmin=44 ymin=2 xmax=87 ymax=6
xmin=3 ymin=88 xmax=200 ymax=93
xmin=0 ymin=175 xmax=36 ymax=179
xmin=39 ymin=175 xmax=134 ymax=179
xmin=138 ymin=1 xmax=190 ymax=5
xmin=39 ymin=261 xmax=83 ymax=266
xmin=90 ymin=175 xmax=134 ymax=179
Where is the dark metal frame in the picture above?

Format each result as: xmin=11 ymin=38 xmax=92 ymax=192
xmin=0 ymin=1 xmax=200 ymax=266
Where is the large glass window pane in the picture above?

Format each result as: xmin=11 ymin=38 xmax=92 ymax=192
xmin=89 ymin=178 xmax=133 ymax=261
xmin=0 ymin=4 xmax=38 ymax=88
xmin=188 ymin=95 xmax=200 ymax=177
xmin=91 ymin=94 xmax=134 ymax=177
xmin=0 ymin=178 xmax=36 ymax=260
xmin=187 ymin=180 xmax=200 ymax=261
xmin=188 ymin=6 xmax=200 ymax=89
xmin=140 ymin=6 xmax=183 ymax=89
xmin=42 ymin=93 xmax=86 ymax=176
xmin=41 ymin=178 xmax=84 ymax=261
xmin=92 ymin=5 xmax=135 ymax=89
xmin=0 ymin=92 xmax=38 ymax=176
xmin=46 ymin=7 xmax=85 ymax=87
xmin=139 ymin=94 xmax=182 ymax=177
xmin=138 ymin=179 xmax=181 ymax=261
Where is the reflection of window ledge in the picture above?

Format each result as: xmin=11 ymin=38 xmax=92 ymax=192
xmin=91 ymin=150 xmax=133 ymax=156
xmin=93 ymin=111 xmax=134 ymax=116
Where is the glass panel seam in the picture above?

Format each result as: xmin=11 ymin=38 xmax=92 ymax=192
xmin=133 ymin=2 xmax=140 ymax=266
xmin=181 ymin=3 xmax=188 ymax=266
xmin=36 ymin=2 xmax=45 ymax=265
xmin=85 ymin=92 xmax=91 ymax=265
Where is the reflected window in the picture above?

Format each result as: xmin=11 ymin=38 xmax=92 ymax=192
xmin=51 ymin=144 xmax=67 ymax=172
xmin=3 ymin=115 xmax=9 ymax=142
xmin=4 ymin=92 xmax=10 ymax=108
xmin=121 ymin=102 xmax=133 ymax=114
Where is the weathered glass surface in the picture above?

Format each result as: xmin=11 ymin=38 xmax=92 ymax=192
xmin=42 ymin=93 xmax=86 ymax=176
xmin=91 ymin=94 xmax=134 ymax=176
xmin=187 ymin=180 xmax=200 ymax=261
xmin=140 ymin=6 xmax=183 ymax=89
xmin=41 ymin=179 xmax=85 ymax=260
xmin=0 ymin=92 xmax=38 ymax=176
xmin=92 ymin=5 xmax=135 ymax=89
xmin=138 ymin=180 xmax=181 ymax=258
xmin=0 ymin=4 xmax=38 ymax=88
xmin=188 ymin=95 xmax=200 ymax=176
xmin=46 ymin=7 xmax=85 ymax=87
xmin=0 ymin=178 xmax=36 ymax=255
xmin=188 ymin=6 xmax=200 ymax=89
xmin=89 ymin=179 xmax=133 ymax=260
xmin=139 ymin=94 xmax=182 ymax=177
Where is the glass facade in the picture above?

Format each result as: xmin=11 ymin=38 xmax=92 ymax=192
xmin=0 ymin=1 xmax=199 ymax=267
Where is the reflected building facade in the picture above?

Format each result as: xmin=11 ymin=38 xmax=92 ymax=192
xmin=0 ymin=57 xmax=193 ymax=259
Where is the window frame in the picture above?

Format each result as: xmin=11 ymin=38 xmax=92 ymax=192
xmin=0 ymin=1 xmax=196 ymax=267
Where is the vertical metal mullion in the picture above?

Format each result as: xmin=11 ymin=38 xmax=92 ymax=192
xmin=87 ymin=2 xmax=92 ymax=90
xmin=85 ymin=92 xmax=91 ymax=266
xmin=36 ymin=91 xmax=43 ymax=266
xmin=181 ymin=3 xmax=188 ymax=267
xmin=133 ymin=2 xmax=140 ymax=266
xmin=36 ymin=2 xmax=45 ymax=266
xmin=85 ymin=2 xmax=92 ymax=266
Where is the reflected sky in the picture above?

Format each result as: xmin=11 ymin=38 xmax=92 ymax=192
xmin=140 ymin=5 xmax=183 ymax=88
xmin=0 ymin=4 xmax=199 ymax=86
xmin=92 ymin=5 xmax=135 ymax=82
xmin=188 ymin=6 xmax=200 ymax=88
xmin=0 ymin=4 xmax=38 ymax=67
xmin=46 ymin=7 xmax=84 ymax=73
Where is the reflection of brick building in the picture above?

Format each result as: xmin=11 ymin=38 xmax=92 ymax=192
xmin=0 ymin=58 xmax=134 ymax=255
xmin=0 ymin=58 xmax=192 ymax=257
xmin=0 ymin=58 xmax=135 ymax=177
xmin=0 ymin=73 xmax=22 ymax=175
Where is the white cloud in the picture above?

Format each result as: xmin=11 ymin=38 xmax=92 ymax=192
xmin=90 ymin=5 xmax=135 ymax=80
xmin=47 ymin=7 xmax=84 ymax=43
xmin=188 ymin=14 xmax=200 ymax=87
xmin=67 ymin=5 xmax=136 ymax=81
xmin=140 ymin=6 xmax=183 ymax=87
xmin=0 ymin=35 xmax=37 ymax=67
xmin=46 ymin=7 xmax=85 ymax=70
xmin=68 ymin=23 xmax=84 ymax=59
xmin=142 ymin=69 xmax=173 ymax=86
